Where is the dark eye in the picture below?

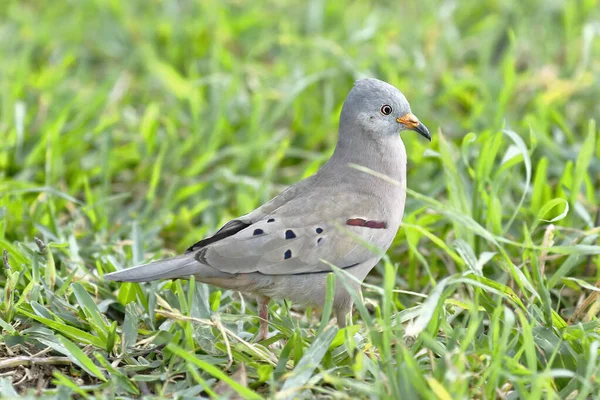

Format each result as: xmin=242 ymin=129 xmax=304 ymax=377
xmin=380 ymin=104 xmax=393 ymax=115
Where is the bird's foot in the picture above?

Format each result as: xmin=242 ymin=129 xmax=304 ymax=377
xmin=255 ymin=295 xmax=270 ymax=342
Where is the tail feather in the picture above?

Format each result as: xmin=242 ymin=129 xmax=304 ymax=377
xmin=104 ymin=254 xmax=204 ymax=282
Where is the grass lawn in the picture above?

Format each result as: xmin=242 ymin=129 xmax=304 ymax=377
xmin=1 ymin=0 xmax=599 ymax=398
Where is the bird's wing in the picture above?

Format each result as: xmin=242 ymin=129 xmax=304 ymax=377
xmin=193 ymin=191 xmax=394 ymax=275
xmin=186 ymin=177 xmax=314 ymax=252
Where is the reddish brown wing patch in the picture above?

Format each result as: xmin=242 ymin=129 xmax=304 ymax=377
xmin=346 ymin=218 xmax=387 ymax=229
xmin=365 ymin=220 xmax=387 ymax=229
xmin=346 ymin=218 xmax=366 ymax=227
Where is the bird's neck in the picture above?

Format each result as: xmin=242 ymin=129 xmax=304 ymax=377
xmin=327 ymin=134 xmax=407 ymax=185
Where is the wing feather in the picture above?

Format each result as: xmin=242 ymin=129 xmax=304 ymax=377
xmin=187 ymin=184 xmax=396 ymax=276
xmin=198 ymin=204 xmax=391 ymax=275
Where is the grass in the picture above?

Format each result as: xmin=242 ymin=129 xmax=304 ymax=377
xmin=1 ymin=0 xmax=599 ymax=398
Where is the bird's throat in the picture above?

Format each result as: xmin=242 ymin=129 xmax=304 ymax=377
xmin=329 ymin=135 xmax=407 ymax=185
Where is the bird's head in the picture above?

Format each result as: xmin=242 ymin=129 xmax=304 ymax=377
xmin=340 ymin=78 xmax=431 ymax=142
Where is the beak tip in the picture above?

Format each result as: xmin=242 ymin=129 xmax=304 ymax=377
xmin=417 ymin=123 xmax=431 ymax=142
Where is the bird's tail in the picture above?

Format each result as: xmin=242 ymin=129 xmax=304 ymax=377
xmin=104 ymin=253 xmax=204 ymax=282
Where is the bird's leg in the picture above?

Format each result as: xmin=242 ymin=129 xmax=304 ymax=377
xmin=335 ymin=308 xmax=348 ymax=328
xmin=257 ymin=295 xmax=270 ymax=341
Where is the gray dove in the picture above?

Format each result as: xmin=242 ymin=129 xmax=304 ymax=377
xmin=105 ymin=78 xmax=431 ymax=340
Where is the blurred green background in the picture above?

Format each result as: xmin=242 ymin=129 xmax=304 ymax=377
xmin=1 ymin=0 xmax=599 ymax=398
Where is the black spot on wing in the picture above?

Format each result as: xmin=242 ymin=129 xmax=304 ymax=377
xmin=267 ymin=218 xmax=275 ymax=223
xmin=285 ymin=230 xmax=296 ymax=239
xmin=284 ymin=249 xmax=292 ymax=259
xmin=253 ymin=229 xmax=264 ymax=236
xmin=316 ymin=227 xmax=323 ymax=234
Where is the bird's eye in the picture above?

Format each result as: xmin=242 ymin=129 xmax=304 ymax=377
xmin=380 ymin=104 xmax=393 ymax=115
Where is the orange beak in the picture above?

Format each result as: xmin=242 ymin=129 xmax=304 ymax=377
xmin=397 ymin=113 xmax=431 ymax=141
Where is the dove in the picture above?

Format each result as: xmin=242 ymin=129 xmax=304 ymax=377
xmin=104 ymin=78 xmax=431 ymax=340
